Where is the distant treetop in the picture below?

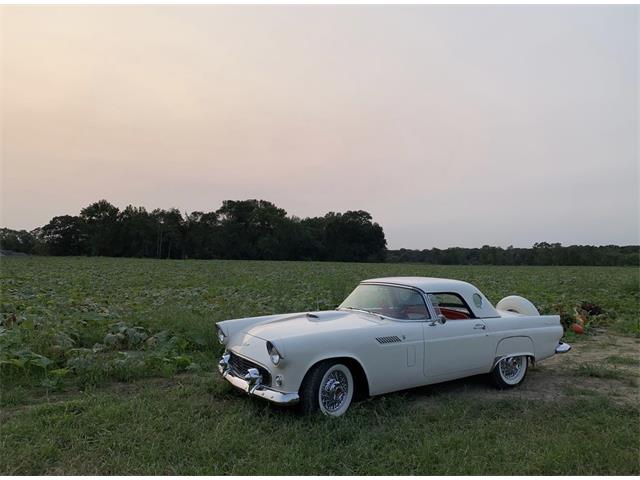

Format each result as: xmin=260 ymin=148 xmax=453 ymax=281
xmin=0 ymin=199 xmax=387 ymax=262
xmin=1 ymin=200 xmax=637 ymax=265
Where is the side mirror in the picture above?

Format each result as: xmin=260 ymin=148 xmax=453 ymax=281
xmin=429 ymin=315 xmax=447 ymax=326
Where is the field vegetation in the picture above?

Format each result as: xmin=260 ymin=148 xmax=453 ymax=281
xmin=1 ymin=257 xmax=638 ymax=474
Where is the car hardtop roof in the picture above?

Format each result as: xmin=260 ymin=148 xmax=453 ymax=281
xmin=361 ymin=276 xmax=476 ymax=294
xmin=360 ymin=276 xmax=499 ymax=318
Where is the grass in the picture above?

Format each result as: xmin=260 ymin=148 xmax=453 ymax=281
xmin=606 ymin=355 xmax=640 ymax=367
xmin=1 ymin=257 xmax=639 ymax=474
xmin=572 ymin=364 xmax=628 ymax=380
xmin=563 ymin=385 xmax=603 ymax=397
xmin=1 ymin=375 xmax=638 ymax=475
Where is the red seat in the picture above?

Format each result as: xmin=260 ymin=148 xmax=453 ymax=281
xmin=439 ymin=307 xmax=470 ymax=320
xmin=404 ymin=305 xmax=429 ymax=316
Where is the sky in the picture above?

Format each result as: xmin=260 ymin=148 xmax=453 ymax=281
xmin=1 ymin=5 xmax=638 ymax=249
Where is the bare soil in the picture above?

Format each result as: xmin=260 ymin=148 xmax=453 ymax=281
xmin=410 ymin=333 xmax=639 ymax=405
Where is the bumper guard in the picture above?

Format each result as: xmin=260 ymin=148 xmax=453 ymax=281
xmin=218 ymin=354 xmax=299 ymax=405
xmin=555 ymin=342 xmax=571 ymax=354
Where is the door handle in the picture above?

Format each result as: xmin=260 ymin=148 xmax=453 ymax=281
xmin=474 ymin=323 xmax=486 ymax=330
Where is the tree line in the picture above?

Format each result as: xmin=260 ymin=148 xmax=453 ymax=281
xmin=0 ymin=199 xmax=387 ymax=262
xmin=386 ymin=242 xmax=639 ymax=266
xmin=1 ymin=203 xmax=637 ymax=265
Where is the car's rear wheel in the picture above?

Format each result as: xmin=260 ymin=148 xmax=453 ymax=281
xmin=492 ymin=355 xmax=528 ymax=388
xmin=299 ymin=360 xmax=354 ymax=416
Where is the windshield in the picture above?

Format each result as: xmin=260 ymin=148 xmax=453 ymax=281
xmin=339 ymin=284 xmax=430 ymax=320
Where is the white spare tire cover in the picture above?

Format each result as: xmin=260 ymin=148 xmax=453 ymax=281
xmin=496 ymin=295 xmax=540 ymax=316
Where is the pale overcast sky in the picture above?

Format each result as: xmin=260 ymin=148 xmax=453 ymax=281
xmin=1 ymin=5 xmax=638 ymax=248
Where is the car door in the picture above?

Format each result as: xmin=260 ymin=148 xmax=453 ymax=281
xmin=423 ymin=293 xmax=494 ymax=381
xmin=347 ymin=284 xmax=428 ymax=395
xmin=375 ymin=287 xmax=428 ymax=392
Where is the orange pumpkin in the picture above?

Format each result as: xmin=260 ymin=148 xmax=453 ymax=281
xmin=571 ymin=323 xmax=584 ymax=334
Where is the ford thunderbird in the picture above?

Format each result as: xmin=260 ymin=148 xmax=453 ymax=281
xmin=216 ymin=277 xmax=571 ymax=416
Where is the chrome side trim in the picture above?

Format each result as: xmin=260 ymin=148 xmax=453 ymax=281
xmin=218 ymin=361 xmax=299 ymax=405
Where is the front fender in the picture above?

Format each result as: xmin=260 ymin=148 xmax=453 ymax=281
xmin=277 ymin=348 xmax=372 ymax=395
xmin=217 ymin=313 xmax=297 ymax=344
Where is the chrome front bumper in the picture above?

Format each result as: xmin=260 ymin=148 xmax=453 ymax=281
xmin=555 ymin=342 xmax=571 ymax=354
xmin=218 ymin=354 xmax=299 ymax=405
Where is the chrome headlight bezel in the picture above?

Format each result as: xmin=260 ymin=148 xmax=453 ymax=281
xmin=266 ymin=340 xmax=282 ymax=366
xmin=216 ymin=325 xmax=227 ymax=345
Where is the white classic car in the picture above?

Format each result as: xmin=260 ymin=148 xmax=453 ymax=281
xmin=216 ymin=277 xmax=571 ymax=416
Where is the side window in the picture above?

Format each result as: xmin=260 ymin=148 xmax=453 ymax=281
xmin=429 ymin=293 xmax=474 ymax=320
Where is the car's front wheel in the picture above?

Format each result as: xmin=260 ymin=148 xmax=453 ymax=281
xmin=492 ymin=355 xmax=528 ymax=388
xmin=299 ymin=360 xmax=354 ymax=416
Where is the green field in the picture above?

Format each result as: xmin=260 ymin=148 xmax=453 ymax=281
xmin=1 ymin=257 xmax=639 ymax=474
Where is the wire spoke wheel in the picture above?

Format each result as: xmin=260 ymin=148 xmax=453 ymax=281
xmin=317 ymin=364 xmax=354 ymax=416
xmin=497 ymin=355 xmax=527 ymax=386
xmin=320 ymin=371 xmax=348 ymax=412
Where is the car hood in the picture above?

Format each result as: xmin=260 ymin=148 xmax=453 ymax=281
xmin=244 ymin=309 xmax=385 ymax=341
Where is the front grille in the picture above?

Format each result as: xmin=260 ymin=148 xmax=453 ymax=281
xmin=228 ymin=352 xmax=271 ymax=386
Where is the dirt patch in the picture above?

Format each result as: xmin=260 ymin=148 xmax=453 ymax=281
xmin=410 ymin=333 xmax=639 ymax=405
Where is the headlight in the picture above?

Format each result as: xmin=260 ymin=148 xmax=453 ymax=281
xmin=266 ymin=341 xmax=282 ymax=366
xmin=216 ymin=325 xmax=227 ymax=344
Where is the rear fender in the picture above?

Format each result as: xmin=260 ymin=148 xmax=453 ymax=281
xmin=493 ymin=336 xmax=535 ymax=368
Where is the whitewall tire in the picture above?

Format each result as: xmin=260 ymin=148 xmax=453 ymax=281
xmin=496 ymin=296 xmax=540 ymax=316
xmin=492 ymin=355 xmax=528 ymax=388
xmin=299 ymin=361 xmax=354 ymax=416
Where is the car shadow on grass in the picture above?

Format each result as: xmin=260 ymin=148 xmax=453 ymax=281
xmin=392 ymin=373 xmax=494 ymax=402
